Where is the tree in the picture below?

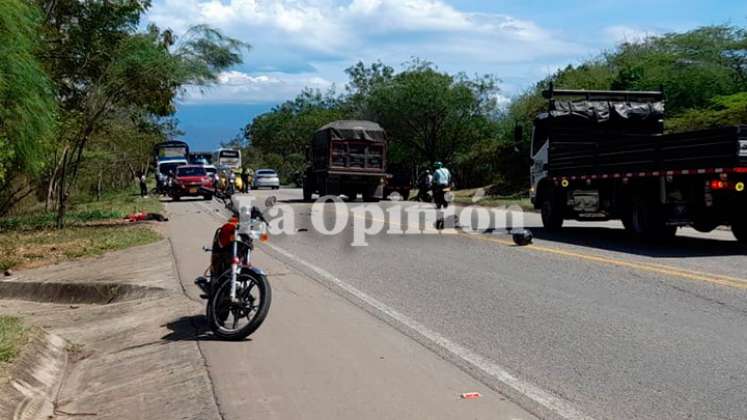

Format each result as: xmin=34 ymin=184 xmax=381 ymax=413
xmin=608 ymin=26 xmax=747 ymax=113
xmin=0 ymin=0 xmax=56 ymax=215
xmin=363 ymin=60 xmax=500 ymax=166
xmin=667 ymin=92 xmax=747 ymax=132
xmin=244 ymin=88 xmax=347 ymax=180
xmin=344 ymin=61 xmax=394 ymax=118
xmin=35 ymin=1 xmax=250 ymax=227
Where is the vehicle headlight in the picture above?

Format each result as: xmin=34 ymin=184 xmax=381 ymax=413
xmin=739 ymin=140 xmax=747 ymax=157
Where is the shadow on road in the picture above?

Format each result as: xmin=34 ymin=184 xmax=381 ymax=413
xmin=523 ymin=226 xmax=745 ymax=259
xmin=162 ymin=315 xmax=212 ymax=341
xmin=162 ymin=315 xmax=252 ymax=342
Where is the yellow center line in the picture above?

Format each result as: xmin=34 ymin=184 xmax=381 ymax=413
xmin=612 ymin=259 xmax=747 ymax=284
xmin=468 ymin=234 xmax=747 ymax=289
xmin=350 ymin=212 xmax=747 ymax=290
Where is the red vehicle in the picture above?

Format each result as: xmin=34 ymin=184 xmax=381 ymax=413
xmin=171 ymin=165 xmax=214 ymax=201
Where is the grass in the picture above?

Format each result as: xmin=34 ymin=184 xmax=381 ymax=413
xmin=0 ymin=189 xmax=162 ymax=232
xmin=0 ymin=225 xmax=161 ymax=271
xmin=0 ymin=316 xmax=28 ymax=364
xmin=0 ymin=189 xmax=163 ymax=271
xmin=444 ymin=187 xmax=535 ymax=211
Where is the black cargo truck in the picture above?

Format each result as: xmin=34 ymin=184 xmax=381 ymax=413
xmin=528 ymin=85 xmax=747 ymax=242
xmin=302 ymin=120 xmax=389 ymax=202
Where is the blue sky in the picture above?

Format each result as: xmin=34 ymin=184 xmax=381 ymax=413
xmin=145 ymin=0 xmax=747 ymax=151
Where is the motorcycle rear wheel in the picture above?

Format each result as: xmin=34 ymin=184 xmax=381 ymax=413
xmin=207 ymin=271 xmax=271 ymax=340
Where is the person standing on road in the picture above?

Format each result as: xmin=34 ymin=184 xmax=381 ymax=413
xmin=431 ymin=162 xmax=451 ymax=209
xmin=138 ymin=172 xmax=148 ymax=197
xmin=241 ymin=167 xmax=249 ymax=192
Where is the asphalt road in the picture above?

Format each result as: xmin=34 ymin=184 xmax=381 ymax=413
xmin=168 ymin=188 xmax=747 ymax=420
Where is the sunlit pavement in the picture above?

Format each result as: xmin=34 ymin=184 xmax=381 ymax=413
xmin=169 ymin=188 xmax=747 ymax=420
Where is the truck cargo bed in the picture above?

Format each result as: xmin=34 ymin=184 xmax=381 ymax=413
xmin=547 ymin=125 xmax=747 ymax=177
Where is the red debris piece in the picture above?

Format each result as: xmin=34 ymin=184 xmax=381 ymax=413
xmin=461 ymin=392 xmax=481 ymax=400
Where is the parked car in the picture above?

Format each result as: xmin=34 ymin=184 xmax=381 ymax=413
xmin=253 ymin=169 xmax=280 ymax=189
xmin=171 ymin=165 xmax=214 ymax=200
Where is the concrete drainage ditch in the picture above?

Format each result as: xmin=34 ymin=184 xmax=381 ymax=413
xmin=0 ymin=281 xmax=167 ymax=305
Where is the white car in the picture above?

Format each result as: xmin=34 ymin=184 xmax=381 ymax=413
xmin=253 ymin=169 xmax=280 ymax=189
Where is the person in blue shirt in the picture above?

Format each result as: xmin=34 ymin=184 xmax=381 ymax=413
xmin=431 ymin=161 xmax=451 ymax=209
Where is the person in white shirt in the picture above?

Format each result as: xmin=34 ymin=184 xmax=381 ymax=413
xmin=431 ymin=161 xmax=451 ymax=209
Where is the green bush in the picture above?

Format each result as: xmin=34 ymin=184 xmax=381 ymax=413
xmin=0 ymin=316 xmax=28 ymax=364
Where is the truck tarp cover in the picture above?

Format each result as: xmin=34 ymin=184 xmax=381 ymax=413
xmin=314 ymin=120 xmax=386 ymax=143
xmin=542 ymin=98 xmax=746 ymax=175
xmin=537 ymin=101 xmax=664 ymax=126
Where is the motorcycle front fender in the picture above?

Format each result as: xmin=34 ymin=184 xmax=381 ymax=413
xmin=241 ymin=266 xmax=267 ymax=278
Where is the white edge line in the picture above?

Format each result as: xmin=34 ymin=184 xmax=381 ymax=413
xmin=263 ymin=240 xmax=593 ymax=420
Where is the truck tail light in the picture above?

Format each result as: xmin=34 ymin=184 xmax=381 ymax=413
xmin=710 ymin=180 xmax=729 ymax=190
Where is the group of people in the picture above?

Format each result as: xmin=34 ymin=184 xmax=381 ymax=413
xmin=417 ymin=161 xmax=452 ymax=209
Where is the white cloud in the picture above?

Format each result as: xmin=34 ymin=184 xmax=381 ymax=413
xmin=604 ymin=25 xmax=658 ymax=44
xmin=217 ymin=71 xmax=280 ymax=86
xmin=181 ymin=71 xmax=334 ymax=104
xmin=493 ymin=93 xmax=511 ymax=110
xmin=147 ymin=0 xmax=590 ymax=103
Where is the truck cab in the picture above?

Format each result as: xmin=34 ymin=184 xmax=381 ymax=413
xmin=529 ymin=126 xmax=549 ymax=205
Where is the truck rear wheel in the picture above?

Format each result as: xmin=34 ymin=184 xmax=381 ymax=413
xmin=629 ymin=197 xmax=676 ymax=241
xmin=362 ymin=185 xmax=380 ymax=202
xmin=732 ymin=220 xmax=747 ymax=244
xmin=541 ymin=196 xmax=564 ymax=231
xmin=621 ymin=212 xmax=634 ymax=233
xmin=302 ymin=177 xmax=313 ymax=202
xmin=692 ymin=221 xmax=719 ymax=233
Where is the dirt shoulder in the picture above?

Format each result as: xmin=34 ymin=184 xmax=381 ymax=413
xmin=0 ymin=239 xmax=220 ymax=420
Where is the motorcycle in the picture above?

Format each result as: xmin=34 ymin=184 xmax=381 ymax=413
xmin=194 ymin=197 xmax=275 ymax=340
xmin=416 ymin=187 xmax=433 ymax=202
xmin=214 ymin=170 xmax=237 ymax=208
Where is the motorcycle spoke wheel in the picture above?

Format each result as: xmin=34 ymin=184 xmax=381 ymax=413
xmin=208 ymin=274 xmax=269 ymax=340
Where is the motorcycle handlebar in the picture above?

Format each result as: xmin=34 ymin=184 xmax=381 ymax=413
xmin=230 ymin=205 xmax=266 ymax=223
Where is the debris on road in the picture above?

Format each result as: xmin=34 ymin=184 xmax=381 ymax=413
xmin=460 ymin=392 xmax=481 ymax=400
xmin=512 ymin=229 xmax=533 ymax=246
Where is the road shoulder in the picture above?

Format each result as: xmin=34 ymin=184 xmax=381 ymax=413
xmin=0 ymin=240 xmax=220 ymax=420
xmin=168 ymin=199 xmax=536 ymax=420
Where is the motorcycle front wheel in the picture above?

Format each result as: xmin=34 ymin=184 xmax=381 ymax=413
xmin=207 ymin=270 xmax=271 ymax=340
